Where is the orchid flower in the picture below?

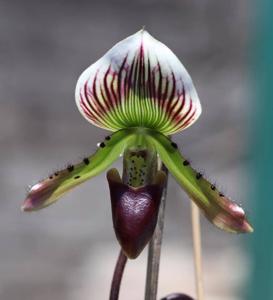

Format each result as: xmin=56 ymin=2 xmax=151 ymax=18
xmin=22 ymin=30 xmax=253 ymax=260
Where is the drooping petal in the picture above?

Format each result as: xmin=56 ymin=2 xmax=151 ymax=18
xmin=145 ymin=129 xmax=253 ymax=233
xmin=22 ymin=129 xmax=137 ymax=211
xmin=107 ymin=168 xmax=166 ymax=259
xmin=75 ymin=30 xmax=201 ymax=135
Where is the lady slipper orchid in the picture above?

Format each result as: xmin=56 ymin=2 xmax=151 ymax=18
xmin=22 ymin=30 xmax=253 ymax=261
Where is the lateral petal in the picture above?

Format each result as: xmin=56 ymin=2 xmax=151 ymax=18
xmin=22 ymin=129 xmax=136 ymax=211
xmin=145 ymin=130 xmax=253 ymax=233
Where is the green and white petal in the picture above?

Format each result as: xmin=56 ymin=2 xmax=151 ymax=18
xmin=22 ymin=129 xmax=137 ymax=211
xmin=75 ymin=30 xmax=201 ymax=135
xmin=145 ymin=129 xmax=253 ymax=233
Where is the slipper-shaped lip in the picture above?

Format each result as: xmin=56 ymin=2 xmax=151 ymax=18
xmin=107 ymin=168 xmax=166 ymax=259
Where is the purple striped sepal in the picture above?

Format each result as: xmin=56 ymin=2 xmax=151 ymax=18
xmin=75 ymin=30 xmax=201 ymax=135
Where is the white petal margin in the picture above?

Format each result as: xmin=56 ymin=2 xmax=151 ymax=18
xmin=75 ymin=30 xmax=202 ymax=134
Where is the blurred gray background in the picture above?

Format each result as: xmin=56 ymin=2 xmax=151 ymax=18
xmin=0 ymin=1 xmax=251 ymax=299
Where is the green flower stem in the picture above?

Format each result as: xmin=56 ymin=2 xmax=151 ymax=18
xmin=145 ymin=162 xmax=169 ymax=300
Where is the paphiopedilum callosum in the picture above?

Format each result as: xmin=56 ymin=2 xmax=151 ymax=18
xmin=22 ymin=30 xmax=253 ymax=259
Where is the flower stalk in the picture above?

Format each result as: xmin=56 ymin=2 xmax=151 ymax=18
xmin=191 ymin=202 xmax=204 ymax=300
xmin=109 ymin=249 xmax=128 ymax=300
xmin=145 ymin=163 xmax=169 ymax=300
